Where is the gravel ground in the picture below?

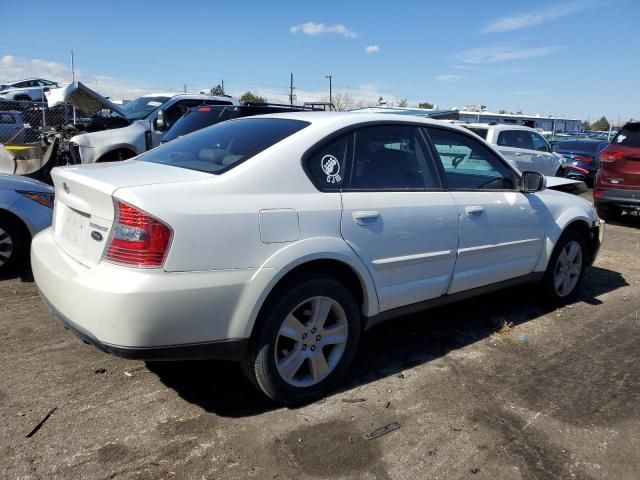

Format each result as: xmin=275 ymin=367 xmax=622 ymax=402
xmin=0 ymin=198 xmax=638 ymax=480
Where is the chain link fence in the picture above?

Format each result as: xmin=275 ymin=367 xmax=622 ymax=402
xmin=0 ymin=99 xmax=87 ymax=146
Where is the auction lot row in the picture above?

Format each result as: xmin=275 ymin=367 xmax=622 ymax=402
xmin=1 ymin=196 xmax=638 ymax=480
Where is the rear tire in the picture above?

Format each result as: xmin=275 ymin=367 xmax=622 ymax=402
xmin=595 ymin=204 xmax=622 ymax=222
xmin=541 ymin=229 xmax=588 ymax=306
xmin=0 ymin=214 xmax=29 ymax=275
xmin=242 ymin=273 xmax=361 ymax=405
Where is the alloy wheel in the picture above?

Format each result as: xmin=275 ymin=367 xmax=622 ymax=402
xmin=0 ymin=227 xmax=14 ymax=267
xmin=554 ymin=240 xmax=583 ymax=297
xmin=275 ymin=296 xmax=348 ymax=388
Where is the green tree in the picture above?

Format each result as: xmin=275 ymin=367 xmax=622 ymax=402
xmin=397 ymin=98 xmax=408 ymax=107
xmin=581 ymin=120 xmax=591 ymax=131
xmin=210 ymin=84 xmax=225 ymax=95
xmin=240 ymin=91 xmax=267 ymax=104
xmin=418 ymin=101 xmax=434 ymax=109
xmin=590 ymin=116 xmax=610 ymax=131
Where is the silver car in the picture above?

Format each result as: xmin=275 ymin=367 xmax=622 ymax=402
xmin=0 ymin=174 xmax=53 ymax=273
xmin=0 ymin=79 xmax=60 ymax=102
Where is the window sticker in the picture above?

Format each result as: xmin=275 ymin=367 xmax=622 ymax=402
xmin=147 ymin=101 xmax=162 ymax=107
xmin=321 ymin=154 xmax=342 ymax=184
xmin=617 ymin=135 xmax=626 ymax=143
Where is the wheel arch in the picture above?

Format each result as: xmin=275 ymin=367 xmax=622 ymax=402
xmin=0 ymin=208 xmax=31 ymax=238
xmin=535 ymin=211 xmax=595 ymax=271
xmin=96 ymin=146 xmax=137 ymax=163
xmin=230 ymin=243 xmax=380 ymax=341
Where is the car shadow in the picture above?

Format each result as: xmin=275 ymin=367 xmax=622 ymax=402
xmin=146 ymin=266 xmax=627 ymax=418
xmin=605 ymin=211 xmax=640 ymax=229
xmin=0 ymin=265 xmax=34 ymax=283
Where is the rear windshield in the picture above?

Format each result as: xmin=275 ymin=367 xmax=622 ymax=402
xmin=466 ymin=127 xmax=489 ymax=140
xmin=141 ymin=118 xmax=309 ymax=173
xmin=613 ymin=124 xmax=640 ymax=148
xmin=162 ymin=107 xmax=230 ymax=142
xmin=555 ymin=141 xmax=607 ymax=154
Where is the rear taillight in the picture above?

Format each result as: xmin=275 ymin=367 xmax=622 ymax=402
xmin=574 ymin=155 xmax=592 ymax=164
xmin=599 ymin=151 xmax=625 ymax=163
xmin=593 ymin=189 xmax=603 ymax=198
xmin=104 ymin=201 xmax=172 ymax=268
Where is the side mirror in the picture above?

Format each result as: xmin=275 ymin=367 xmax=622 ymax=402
xmin=155 ymin=109 xmax=166 ymax=131
xmin=521 ymin=171 xmax=546 ymax=192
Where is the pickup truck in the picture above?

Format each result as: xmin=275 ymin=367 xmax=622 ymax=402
xmin=46 ymin=82 xmax=239 ymax=164
xmin=461 ymin=123 xmax=565 ymax=177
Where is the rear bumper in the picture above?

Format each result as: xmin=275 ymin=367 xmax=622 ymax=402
xmin=39 ymin=290 xmax=248 ymax=360
xmin=31 ymin=228 xmax=255 ymax=360
xmin=594 ymin=188 xmax=640 ymax=209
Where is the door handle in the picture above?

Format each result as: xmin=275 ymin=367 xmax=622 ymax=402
xmin=465 ymin=206 xmax=484 ymax=217
xmin=353 ymin=211 xmax=380 ymax=225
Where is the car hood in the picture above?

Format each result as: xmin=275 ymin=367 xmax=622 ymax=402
xmin=0 ymin=173 xmax=53 ymax=193
xmin=46 ymin=82 xmax=126 ymax=117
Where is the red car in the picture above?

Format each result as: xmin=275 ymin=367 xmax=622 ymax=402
xmin=594 ymin=121 xmax=640 ymax=220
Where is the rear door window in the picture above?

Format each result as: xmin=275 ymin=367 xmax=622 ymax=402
xmin=349 ymin=125 xmax=440 ymax=190
xmin=613 ymin=124 xmax=640 ymax=148
xmin=141 ymin=118 xmax=309 ymax=173
xmin=497 ymin=130 xmax=535 ymax=150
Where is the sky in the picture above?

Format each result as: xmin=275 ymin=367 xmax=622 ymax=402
xmin=0 ymin=0 xmax=637 ymax=123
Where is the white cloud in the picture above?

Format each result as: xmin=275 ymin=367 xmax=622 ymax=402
xmin=458 ymin=45 xmax=564 ymax=64
xmin=483 ymin=0 xmax=603 ymax=33
xmin=0 ymin=55 xmax=155 ymax=100
xmin=452 ymin=64 xmax=473 ymax=70
xmin=290 ymin=22 xmax=358 ymax=38
xmin=435 ymin=74 xmax=461 ymax=81
xmin=365 ymin=45 xmax=380 ymax=54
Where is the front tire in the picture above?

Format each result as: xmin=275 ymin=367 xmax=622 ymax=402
xmin=242 ymin=274 xmax=361 ymax=405
xmin=542 ymin=229 xmax=588 ymax=305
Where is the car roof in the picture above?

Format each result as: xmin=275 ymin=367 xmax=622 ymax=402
xmin=236 ymin=111 xmax=463 ymax=130
xmin=460 ymin=123 xmax=537 ymax=132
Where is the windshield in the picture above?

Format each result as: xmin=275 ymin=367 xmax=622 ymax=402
xmin=162 ymin=106 xmax=231 ymax=142
xmin=118 ymin=96 xmax=170 ymax=120
xmin=141 ymin=117 xmax=309 ymax=174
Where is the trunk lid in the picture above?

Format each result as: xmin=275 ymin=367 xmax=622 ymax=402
xmin=51 ymin=161 xmax=210 ymax=266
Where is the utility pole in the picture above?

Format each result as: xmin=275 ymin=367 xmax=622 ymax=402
xmin=325 ymin=74 xmax=333 ymax=106
xmin=289 ymin=72 xmax=295 ymax=106
xmin=221 ymin=79 xmax=225 ymax=94
xmin=70 ymin=49 xmax=75 ymax=83
xmin=183 ymin=84 xmax=187 ymax=93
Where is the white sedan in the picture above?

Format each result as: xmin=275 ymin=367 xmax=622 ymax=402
xmin=32 ymin=113 xmax=604 ymax=404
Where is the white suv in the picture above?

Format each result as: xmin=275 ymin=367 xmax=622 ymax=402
xmin=32 ymin=113 xmax=603 ymax=404
xmin=46 ymin=82 xmax=239 ymax=163
xmin=462 ymin=123 xmax=564 ymax=177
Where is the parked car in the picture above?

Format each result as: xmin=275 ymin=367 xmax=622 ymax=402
xmin=32 ymin=113 xmax=603 ymax=404
xmin=463 ymin=123 xmax=564 ymax=177
xmin=0 ymin=79 xmax=60 ymax=102
xmin=0 ymin=174 xmax=53 ymax=274
xmin=554 ymin=139 xmax=609 ymax=186
xmin=0 ymin=111 xmax=26 ymax=144
xmin=46 ymin=81 xmax=240 ymax=164
xmin=161 ymin=103 xmax=323 ymax=144
xmin=594 ymin=121 xmax=640 ymax=220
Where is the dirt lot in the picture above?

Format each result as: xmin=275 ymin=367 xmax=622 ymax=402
xmin=1 ymin=200 xmax=638 ymax=480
